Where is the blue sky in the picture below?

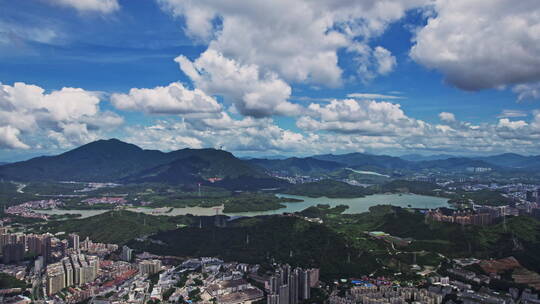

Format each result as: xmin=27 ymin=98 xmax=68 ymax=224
xmin=1 ymin=0 xmax=539 ymax=161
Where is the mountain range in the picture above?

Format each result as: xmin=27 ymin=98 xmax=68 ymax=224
xmin=401 ymin=152 xmax=540 ymax=169
xmin=1 ymin=139 xmax=540 ymax=187
xmin=251 ymin=152 xmax=540 ymax=176
xmin=0 ymin=139 xmax=284 ymax=190
xmin=247 ymin=157 xmax=344 ymax=175
xmin=399 ymin=154 xmax=457 ymax=162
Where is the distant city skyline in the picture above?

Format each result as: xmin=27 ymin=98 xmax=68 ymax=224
xmin=1 ymin=0 xmax=540 ymax=160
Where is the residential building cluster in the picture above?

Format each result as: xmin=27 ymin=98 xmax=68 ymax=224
xmin=526 ymin=188 xmax=540 ymax=204
xmin=1 ymin=229 xmax=53 ymax=264
xmin=466 ymin=167 xmax=492 ymax=173
xmin=260 ymin=264 xmax=319 ymax=304
xmin=45 ymin=254 xmax=99 ymax=295
xmin=267 ymin=172 xmax=323 ymax=184
xmin=73 ymin=182 xmax=119 ymax=193
xmin=329 ymin=285 xmax=443 ymax=304
xmin=138 ymin=259 xmax=162 ymax=276
xmin=2 ymin=230 xmax=117 ymax=263
xmin=329 ymin=266 xmax=540 ymax=304
xmin=426 ymin=209 xmax=495 ymax=226
xmin=4 ymin=199 xmax=63 ymax=220
xmin=82 ymin=197 xmax=127 ymax=206
xmin=426 ymin=199 xmax=540 ymax=226
xmin=182 ymin=257 xmax=265 ymax=304
xmin=0 ymin=225 xmax=126 ymax=302
xmin=79 ymin=237 xmax=119 ymax=257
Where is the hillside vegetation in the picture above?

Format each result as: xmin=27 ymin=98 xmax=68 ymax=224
xmin=129 ymin=215 xmax=383 ymax=281
xmin=40 ymin=210 xmax=194 ymax=245
xmin=0 ymin=139 xmax=284 ymax=191
xmin=285 ymin=179 xmax=375 ymax=198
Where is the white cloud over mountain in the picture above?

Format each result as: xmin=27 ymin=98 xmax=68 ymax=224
xmin=125 ymin=116 xmax=312 ymax=154
xmin=0 ymin=82 xmax=122 ymax=149
xmin=0 ymin=126 xmax=29 ymax=150
xmin=117 ymin=94 xmax=540 ymax=156
xmin=3 ymin=0 xmax=540 ymax=156
xmin=297 ymin=99 xmax=426 ymax=136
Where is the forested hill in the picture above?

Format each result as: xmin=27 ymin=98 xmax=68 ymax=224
xmin=0 ymin=139 xmax=283 ymax=190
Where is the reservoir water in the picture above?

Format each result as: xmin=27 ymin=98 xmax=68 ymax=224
xmin=35 ymin=193 xmax=449 ymax=219
xmin=228 ymin=193 xmax=449 ymax=216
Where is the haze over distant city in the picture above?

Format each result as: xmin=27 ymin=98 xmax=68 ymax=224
xmin=1 ymin=0 xmax=540 ymax=161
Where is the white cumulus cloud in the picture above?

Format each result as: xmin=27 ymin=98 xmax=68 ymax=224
xmin=0 ymin=82 xmax=123 ymax=149
xmin=0 ymin=126 xmax=29 ymax=149
xmin=158 ymin=0 xmax=431 ymax=116
xmin=411 ymin=0 xmax=540 ymax=91
xmin=513 ymin=82 xmax=540 ymax=101
xmin=110 ymin=82 xmax=222 ymax=115
xmin=175 ymin=50 xmax=301 ymax=118
xmin=297 ymin=99 xmax=427 ymax=136
xmin=438 ymin=112 xmax=456 ymax=123
xmin=46 ymin=0 xmax=120 ymax=14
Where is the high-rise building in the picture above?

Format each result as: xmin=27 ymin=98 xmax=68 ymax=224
xmin=299 ymin=270 xmax=310 ymax=300
xmin=121 ymin=245 xmax=133 ymax=262
xmin=42 ymin=235 xmax=53 ymax=264
xmin=289 ymin=270 xmax=299 ymax=304
xmin=2 ymin=243 xmax=24 ymax=264
xmin=267 ymin=293 xmax=279 ymax=304
xmin=267 ymin=266 xmax=319 ymax=303
xmin=16 ymin=234 xmax=26 ymax=249
xmin=526 ymin=191 xmax=535 ymax=202
xmin=35 ymin=256 xmax=44 ymax=273
xmin=27 ymin=234 xmax=44 ymax=255
xmin=71 ymin=255 xmax=82 ymax=286
xmin=46 ymin=262 xmax=66 ymax=296
xmin=281 ymin=264 xmax=291 ymax=285
xmin=68 ymin=233 xmax=80 ymax=252
xmin=0 ymin=233 xmax=20 ymax=254
xmin=0 ymin=233 xmax=9 ymax=253
xmin=59 ymin=240 xmax=68 ymax=257
xmin=62 ymin=257 xmax=74 ymax=287
xmin=269 ymin=275 xmax=280 ymax=294
xmin=307 ymin=268 xmax=319 ymax=287
xmin=138 ymin=259 xmax=162 ymax=276
xmin=83 ymin=255 xmax=99 ymax=283
xmin=279 ymin=284 xmax=290 ymax=304
xmin=88 ymin=255 xmax=99 ymax=277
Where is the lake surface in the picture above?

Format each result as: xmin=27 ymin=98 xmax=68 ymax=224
xmin=345 ymin=168 xmax=390 ymax=178
xmin=35 ymin=209 xmax=111 ymax=219
xmin=34 ymin=193 xmax=449 ymax=219
xmin=227 ymin=193 xmax=449 ymax=216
